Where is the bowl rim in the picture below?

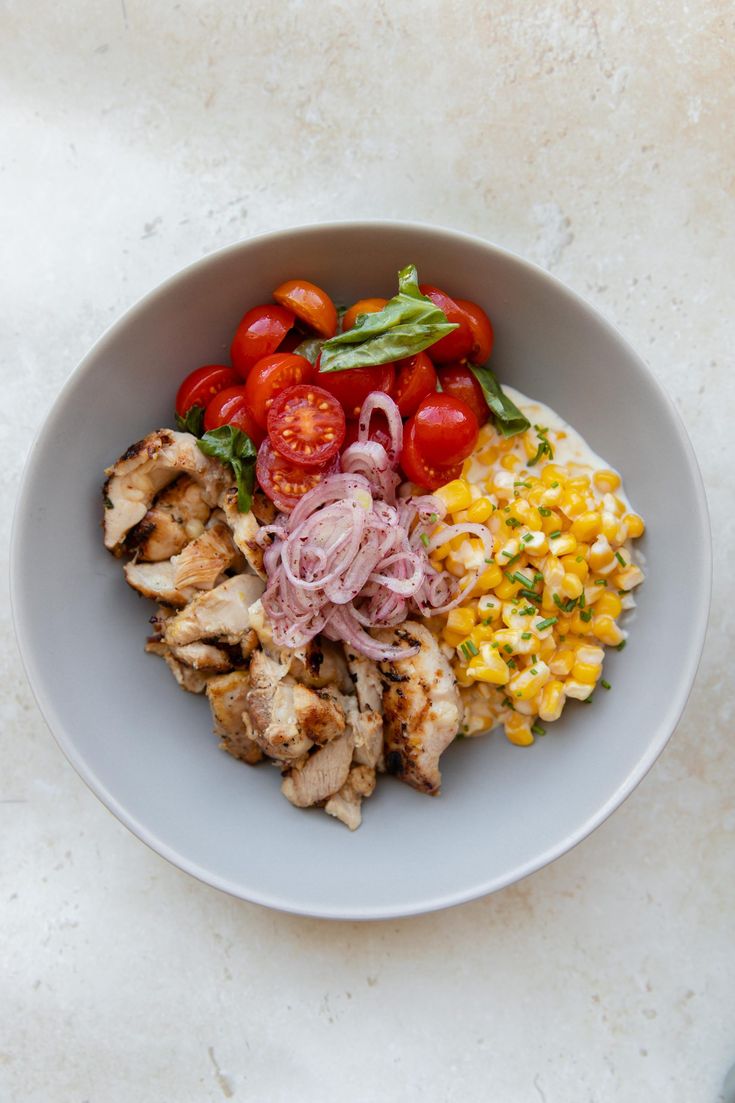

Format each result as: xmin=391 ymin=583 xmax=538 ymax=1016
xmin=9 ymin=219 xmax=712 ymax=919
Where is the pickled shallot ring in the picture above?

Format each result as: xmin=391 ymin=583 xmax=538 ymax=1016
xmin=358 ymin=392 xmax=404 ymax=465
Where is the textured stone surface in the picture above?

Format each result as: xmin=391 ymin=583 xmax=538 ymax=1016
xmin=2 ymin=2 xmax=733 ymax=1100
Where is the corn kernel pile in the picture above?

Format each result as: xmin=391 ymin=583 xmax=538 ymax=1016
xmin=428 ymin=419 xmax=645 ymax=746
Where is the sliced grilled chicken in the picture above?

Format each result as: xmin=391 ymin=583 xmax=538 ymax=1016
xmin=374 ymin=622 xmax=462 ymax=795
xmin=103 ymin=430 xmax=229 ymax=552
xmin=163 ymin=574 xmax=265 ymax=647
xmin=170 ymin=521 xmax=241 ymax=591
xmin=205 ymin=671 xmax=262 ymax=765
xmin=219 ymin=487 xmax=266 ymax=579
xmin=325 ymin=765 xmax=377 ymax=830
xmin=291 ymin=640 xmax=353 ymax=693
xmin=344 ymin=649 xmax=384 ymax=769
xmin=281 ymin=731 xmax=354 ymax=809
xmin=169 ymin=641 xmax=232 ymax=671
xmin=125 ymin=560 xmax=197 ymax=607
xmin=125 ymin=476 xmax=212 ymax=561
xmin=246 ymin=651 xmax=346 ymax=761
xmin=144 ymin=639 xmax=213 ymax=694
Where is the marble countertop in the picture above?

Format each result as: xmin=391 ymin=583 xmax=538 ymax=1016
xmin=2 ymin=3 xmax=733 ymax=1100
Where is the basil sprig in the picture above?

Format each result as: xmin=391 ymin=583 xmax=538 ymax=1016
xmin=469 ymin=364 xmax=530 ymax=437
xmin=292 ymin=336 xmax=324 ymax=365
xmin=175 ymin=404 xmax=205 ymax=437
xmin=197 ymin=426 xmax=257 ymax=512
xmin=318 ymin=264 xmax=457 ymax=373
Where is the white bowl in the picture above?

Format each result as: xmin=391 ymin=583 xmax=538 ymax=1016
xmin=11 ymin=222 xmax=710 ymax=919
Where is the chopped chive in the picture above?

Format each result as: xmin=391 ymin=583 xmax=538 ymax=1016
xmin=601 ymin=679 xmax=611 ymax=690
xmin=503 ymin=644 xmax=513 ymax=654
xmin=576 ymin=555 xmax=584 ymax=562
xmin=420 ymin=532 xmax=429 ymax=548
xmin=558 ymin=633 xmax=567 ymax=641
xmin=466 ymin=640 xmax=479 ymax=656
xmin=522 ymin=533 xmax=534 ymax=543
xmin=460 ymin=642 xmax=471 ymax=660
xmin=615 ymin=551 xmax=626 ymax=566
xmin=521 ymin=606 xmax=536 ymax=616
xmin=579 ymin=594 xmax=586 ymax=609
xmin=531 ymin=723 xmax=546 ymax=736
xmin=549 ymin=530 xmax=562 ymax=540
xmin=519 ymin=589 xmax=541 ymax=604
xmin=618 ymin=588 xmax=626 ymax=596
xmin=531 ymin=654 xmax=537 ymax=664
xmin=503 ymin=505 xmax=511 ymax=512
xmin=534 ymin=572 xmax=544 ymax=582
xmin=583 ymin=695 xmax=594 ymax=704
xmin=502 ymin=696 xmax=514 ymax=708
xmin=508 ymin=661 xmax=517 ymax=671
xmin=505 ymin=517 xmax=521 ymax=529
xmin=490 ymin=640 xmax=499 ymax=648
xmin=616 ymin=640 xmax=627 ymax=651
xmin=484 ymin=557 xmax=493 ymax=563
xmin=505 ymin=553 xmax=521 ymax=567
xmin=539 ymin=507 xmax=552 ymax=517
xmin=536 ymin=616 xmax=558 ymax=630
xmin=512 ymin=571 xmax=534 ymax=587
xmin=580 ymin=609 xmax=592 ymax=622
xmin=595 ymin=579 xmax=608 ymax=586
xmin=553 ymin=593 xmax=564 ymax=608
xmin=514 ymin=480 xmax=531 ymax=488
xmin=521 ymin=632 xmax=532 ymax=640
xmin=551 ymin=480 xmax=559 ymax=488
xmin=482 ymin=617 xmax=492 ymax=626
xmin=429 ymin=512 xmax=438 ymax=524
xmin=530 ymin=667 xmax=538 ymax=675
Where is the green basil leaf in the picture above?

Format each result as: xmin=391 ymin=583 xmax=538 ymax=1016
xmin=318 ymin=263 xmax=458 ymax=373
xmin=175 ymin=404 xmax=205 ymax=437
xmin=293 ymin=336 xmax=324 ymax=365
xmin=197 ymin=425 xmax=257 ymax=512
xmin=469 ymin=364 xmax=530 ymax=438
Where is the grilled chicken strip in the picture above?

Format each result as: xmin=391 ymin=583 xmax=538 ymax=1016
xmin=248 ymin=600 xmax=352 ymax=691
xmin=125 ymin=559 xmax=198 ymax=607
xmin=219 ymin=487 xmax=266 ymax=579
xmin=344 ymin=649 xmax=384 ymax=769
xmin=375 ymin=622 xmax=462 ymax=795
xmin=205 ymin=671 xmax=263 ymax=765
xmin=103 ymin=430 xmax=229 ymax=553
xmin=163 ymin=574 xmax=265 ymax=647
xmin=144 ymin=639 xmax=214 ymax=694
xmin=281 ymin=731 xmax=354 ymax=809
xmin=169 ymin=641 xmax=233 ymax=671
xmin=325 ymin=765 xmax=377 ymax=830
xmin=125 ymin=476 xmax=212 ymax=561
xmin=170 ymin=520 xmax=242 ymax=591
xmin=246 ymin=651 xmax=346 ymax=761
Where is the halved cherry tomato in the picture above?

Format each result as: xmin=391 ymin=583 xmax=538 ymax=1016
xmin=399 ymin=418 xmax=462 ymax=491
xmin=342 ymin=297 xmax=388 ymax=332
xmin=230 ymin=304 xmax=295 ymax=378
xmin=413 ymin=393 xmax=479 ymax=466
xmin=419 ymin=284 xmax=474 ymax=364
xmin=273 ymin=279 xmax=338 ymax=338
xmin=437 ymin=362 xmax=490 ymax=425
xmin=256 ymin=439 xmax=338 ymax=513
xmin=316 ymin=357 xmax=395 ymax=420
xmin=267 ymin=384 xmax=345 ymax=468
xmin=176 ymin=365 xmax=239 ymax=417
xmin=243 ymin=354 xmax=314 ymax=429
xmin=393 ymin=352 xmax=437 ymax=417
xmin=342 ymin=411 xmax=393 ymax=454
xmin=203 ymin=386 xmax=265 ymax=445
xmin=454 ymin=298 xmax=494 ymax=364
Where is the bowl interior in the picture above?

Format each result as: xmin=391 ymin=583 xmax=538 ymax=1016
xmin=11 ymin=223 xmax=710 ymax=918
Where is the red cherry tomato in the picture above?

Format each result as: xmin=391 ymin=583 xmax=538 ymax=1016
xmin=316 ymin=357 xmax=395 ymax=420
xmin=267 ymin=384 xmax=345 ymax=468
xmin=256 ymin=439 xmax=337 ymax=513
xmin=454 ymin=298 xmax=494 ymax=364
xmin=175 ymin=365 xmax=239 ymax=417
xmin=413 ymin=393 xmax=479 ymax=466
xmin=230 ymin=304 xmax=295 ymax=378
xmin=393 ymin=352 xmax=437 ymax=417
xmin=342 ymin=410 xmax=393 ymax=454
xmin=202 ymin=386 xmax=265 ymax=445
xmin=276 ymin=329 xmax=307 ymax=354
xmin=419 ymin=284 xmax=474 ymax=364
xmin=399 ymin=419 xmax=463 ymax=492
xmin=273 ymin=279 xmax=338 ymax=338
xmin=437 ymin=362 xmax=490 ymax=425
xmin=342 ymin=297 xmax=388 ymax=332
xmin=243 ymin=354 xmax=314 ymax=429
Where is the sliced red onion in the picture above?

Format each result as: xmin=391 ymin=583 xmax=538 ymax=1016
xmin=341 ymin=441 xmax=400 ymax=503
xmin=358 ymin=392 xmax=403 ymax=466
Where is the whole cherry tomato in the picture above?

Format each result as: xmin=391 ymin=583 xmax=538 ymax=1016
xmin=454 ymin=298 xmax=494 ymax=364
xmin=202 ymin=386 xmax=265 ymax=445
xmin=256 ymin=439 xmax=338 ymax=513
xmin=267 ymin=384 xmax=345 ymax=468
xmin=316 ymin=357 xmax=395 ymax=420
xmin=437 ymin=362 xmax=490 ymax=425
xmin=273 ymin=279 xmax=338 ymax=338
xmin=342 ymin=297 xmax=388 ymax=332
xmin=243 ymin=354 xmax=314 ymax=429
xmin=413 ymin=393 xmax=479 ymax=466
xmin=175 ymin=365 xmax=239 ymax=417
xmin=230 ymin=304 xmax=295 ymax=379
xmin=399 ymin=418 xmax=463 ymax=491
xmin=393 ymin=352 xmax=437 ymax=417
xmin=419 ymin=284 xmax=474 ymax=364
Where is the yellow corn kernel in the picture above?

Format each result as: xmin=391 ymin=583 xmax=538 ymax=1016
xmin=560 ymin=572 xmax=584 ymax=600
xmin=500 ymin=452 xmax=520 ymax=471
xmin=454 ymin=664 xmax=476 ymax=687
xmin=589 ymin=536 xmax=615 ymax=571
xmin=593 ymin=469 xmax=621 ymax=494
xmin=548 ymin=532 xmax=577 ymax=557
xmin=466 ymin=497 xmax=494 ymax=524
xmin=577 ymin=644 xmax=605 ymax=665
xmin=508 ymin=499 xmax=542 ymax=531
xmin=559 ymin=490 xmax=587 ymax=520
xmin=549 ymin=648 xmax=575 ymax=676
xmin=541 ymin=464 xmax=568 ymax=487
xmin=571 ymin=660 xmax=601 ymax=685
xmin=494 ymin=628 xmax=534 ymax=655
xmin=564 ymin=679 xmax=594 ymax=701
xmin=614 ymin=563 xmax=645 ymax=591
xmin=595 ymin=591 xmax=623 ymax=618
xmin=477 ymin=445 xmax=499 ymax=465
xmin=539 ymin=679 xmax=565 ymax=722
xmin=566 ymin=475 xmax=591 ymax=494
xmin=470 ymin=624 xmax=496 ymax=646
xmin=540 ymin=484 xmax=563 ymax=507
xmin=490 ymin=469 xmax=516 ymax=500
xmin=478 ymin=593 xmax=502 ymax=619
xmin=470 ymin=566 xmax=502 ymax=595
xmin=508 ymin=660 xmax=551 ymax=701
xmin=467 ymin=644 xmax=511 ymax=685
xmin=600 ymin=510 xmax=624 ymax=545
xmin=540 ymin=510 xmax=564 ymax=535
xmin=561 ymin=554 xmax=589 ymax=582
xmin=495 ymin=577 xmax=521 ymax=600
xmin=504 ymin=713 xmax=535 ymax=747
xmin=570 ymin=510 xmax=602 ymax=542
xmin=443 ymin=629 xmax=466 ymax=649
xmin=435 ymin=478 xmax=473 ymax=514
xmin=542 ymin=555 xmax=565 ymax=590
xmin=519 ymin=529 xmax=548 ymax=557
xmin=592 ymin=614 xmax=625 ymax=646
xmin=624 ymin=512 xmax=645 ymax=539
xmin=569 ymin=611 xmax=594 ymax=636
xmin=446 ymin=607 xmax=476 ymax=636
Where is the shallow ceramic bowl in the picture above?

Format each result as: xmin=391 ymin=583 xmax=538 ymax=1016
xmin=11 ymin=222 xmax=710 ymax=919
